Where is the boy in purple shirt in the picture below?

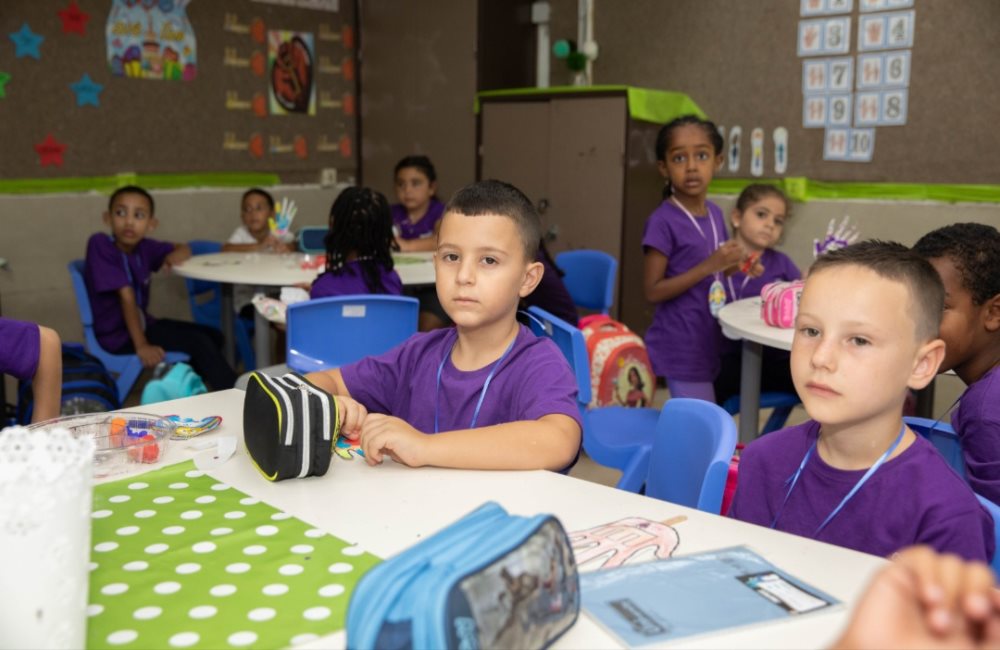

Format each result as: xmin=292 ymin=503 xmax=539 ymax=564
xmin=914 ymin=223 xmax=1000 ymax=504
xmin=84 ymin=186 xmax=237 ymax=390
xmin=307 ymin=180 xmax=582 ymax=471
xmin=731 ymin=241 xmax=994 ymax=562
xmin=0 ymin=317 xmax=61 ymax=422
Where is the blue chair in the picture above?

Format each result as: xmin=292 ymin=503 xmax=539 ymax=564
xmin=722 ymin=392 xmax=800 ymax=436
xmin=298 ymin=226 xmax=328 ymax=254
xmin=904 ymin=416 xmax=966 ymax=478
xmin=555 ymin=250 xmax=618 ymax=315
xmin=286 ymin=294 xmax=419 ymax=373
xmin=184 ymin=240 xmax=256 ymax=370
xmin=526 ymin=306 xmax=655 ymax=492
xmin=644 ymin=398 xmax=738 ymax=513
xmin=67 ymin=260 xmax=189 ymax=402
xmin=975 ymin=495 xmax=1000 ymax=578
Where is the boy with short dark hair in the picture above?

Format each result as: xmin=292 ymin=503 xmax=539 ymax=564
xmin=307 ymin=180 xmax=582 ymax=471
xmin=731 ymin=241 xmax=994 ymax=562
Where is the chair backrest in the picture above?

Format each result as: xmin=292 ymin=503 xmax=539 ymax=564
xmin=185 ymin=240 xmax=224 ymax=327
xmin=525 ymin=306 xmax=592 ymax=409
xmin=904 ymin=416 xmax=966 ymax=479
xmin=298 ymin=226 xmax=328 ymax=254
xmin=645 ymin=398 xmax=738 ymax=513
xmin=285 ymin=294 xmax=419 ymax=372
xmin=555 ymin=249 xmax=618 ymax=314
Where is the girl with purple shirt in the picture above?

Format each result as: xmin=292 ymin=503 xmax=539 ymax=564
xmin=311 ymin=187 xmax=402 ymax=299
xmin=642 ymin=116 xmax=758 ymax=402
xmin=0 ymin=317 xmax=62 ymax=423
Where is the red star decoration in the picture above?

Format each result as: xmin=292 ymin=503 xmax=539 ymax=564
xmin=58 ymin=0 xmax=90 ymax=36
xmin=35 ymin=134 xmax=67 ymax=167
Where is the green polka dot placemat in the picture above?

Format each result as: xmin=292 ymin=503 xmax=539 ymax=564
xmin=86 ymin=461 xmax=380 ymax=649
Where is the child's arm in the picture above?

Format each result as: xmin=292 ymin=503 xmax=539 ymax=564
xmin=30 ymin=326 xmax=62 ymax=423
xmin=164 ymin=243 xmax=192 ymax=268
xmin=396 ymin=219 xmax=441 ymax=253
xmin=643 ymin=241 xmax=743 ymax=303
xmin=305 ymin=368 xmax=369 ymax=439
xmin=118 ymin=286 xmax=165 ymax=368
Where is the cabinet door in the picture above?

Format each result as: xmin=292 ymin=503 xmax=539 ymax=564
xmin=480 ymin=102 xmax=550 ymax=209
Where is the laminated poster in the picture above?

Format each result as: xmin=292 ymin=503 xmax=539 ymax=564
xmin=269 ymin=30 xmax=316 ymax=116
xmin=106 ymin=0 xmax=197 ymax=81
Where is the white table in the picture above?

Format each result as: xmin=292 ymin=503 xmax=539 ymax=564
xmin=174 ymin=252 xmax=436 ymax=368
xmin=114 ymin=389 xmax=885 ymax=649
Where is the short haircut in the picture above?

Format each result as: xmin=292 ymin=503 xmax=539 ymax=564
xmin=109 ymin=185 xmax=154 ymax=215
xmin=809 ymin=240 xmax=944 ymax=342
xmin=735 ymin=183 xmax=791 ymax=217
xmin=242 ymin=187 xmax=275 ymax=211
xmin=444 ymin=179 xmax=541 ymax=261
xmin=394 ymin=155 xmax=437 ymax=184
xmin=913 ymin=223 xmax=1000 ymax=305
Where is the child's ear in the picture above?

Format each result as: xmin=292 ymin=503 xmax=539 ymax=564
xmin=102 ymin=211 xmax=111 ymax=227
xmin=983 ymin=293 xmax=1000 ymax=332
xmin=714 ymin=153 xmax=725 ymax=172
xmin=656 ymin=160 xmax=669 ymax=179
xmin=908 ymin=337 xmax=946 ymax=390
xmin=518 ymin=260 xmax=544 ymax=298
xmin=730 ymin=207 xmax=741 ymax=230
xmin=148 ymin=216 xmax=159 ymax=233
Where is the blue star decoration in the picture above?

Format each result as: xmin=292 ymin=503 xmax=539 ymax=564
xmin=70 ymin=73 xmax=103 ymax=107
xmin=9 ymin=23 xmax=44 ymax=60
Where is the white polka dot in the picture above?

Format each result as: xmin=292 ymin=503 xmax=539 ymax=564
xmin=228 ymin=632 xmax=258 ymax=647
xmin=279 ymin=564 xmax=304 ymax=576
xmin=243 ymin=545 xmax=267 ymax=556
xmin=168 ymin=632 xmax=199 ymax=647
xmin=328 ymin=562 xmax=353 ymax=574
xmin=145 ymin=543 xmax=169 ymax=555
xmin=101 ymin=583 xmax=129 ymax=596
xmin=195 ymin=495 xmax=216 ymax=504
xmin=226 ymin=562 xmax=251 ymax=574
xmin=92 ymin=509 xmax=113 ymax=519
xmin=168 ymin=482 xmax=189 ymax=490
xmin=127 ymin=482 xmax=149 ymax=490
xmin=303 ymin=606 xmax=331 ymax=621
xmin=290 ymin=634 xmax=319 ymax=646
xmin=106 ymin=630 xmax=138 ymax=645
xmin=210 ymin=483 xmax=231 ymax=492
xmin=180 ymin=510 xmax=203 ymax=520
xmin=154 ymin=581 xmax=181 ymax=595
xmin=185 ymin=470 xmax=205 ymax=478
xmin=87 ymin=603 xmax=104 ymax=617
xmin=133 ymin=606 xmax=162 ymax=620
xmin=153 ymin=496 xmax=175 ymax=505
xmin=239 ymin=497 xmax=260 ymax=506
xmin=210 ymin=527 xmax=234 ymax=536
xmin=341 ymin=545 xmax=366 ymax=556
xmin=116 ymin=525 xmax=140 ymax=536
xmin=89 ymin=562 xmax=99 ymax=571
xmin=176 ymin=563 xmax=201 ymax=575
xmin=304 ymin=528 xmax=325 ymax=538
xmin=210 ymin=584 xmax=237 ymax=597
xmin=291 ymin=544 xmax=314 ymax=554
xmin=123 ymin=561 xmax=148 ymax=572
xmin=223 ymin=511 xmax=246 ymax=520
xmin=271 ymin=512 xmax=292 ymax=520
xmin=108 ymin=495 xmax=130 ymax=503
xmin=162 ymin=526 xmax=185 ymax=536
xmin=134 ymin=509 xmax=156 ymax=519
xmin=318 ymin=584 xmax=346 ymax=597
xmin=189 ymin=605 xmax=217 ymax=619
xmin=262 ymin=583 xmax=288 ymax=596
xmin=94 ymin=542 xmax=119 ymax=553
xmin=255 ymin=525 xmax=279 ymax=537
xmin=191 ymin=542 xmax=216 ymax=554
xmin=247 ymin=607 xmax=275 ymax=621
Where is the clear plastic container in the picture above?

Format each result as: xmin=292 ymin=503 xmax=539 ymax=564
xmin=28 ymin=412 xmax=175 ymax=478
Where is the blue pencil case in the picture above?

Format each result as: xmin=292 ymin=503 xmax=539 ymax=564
xmin=347 ymin=501 xmax=580 ymax=650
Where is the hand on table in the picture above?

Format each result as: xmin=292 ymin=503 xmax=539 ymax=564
xmin=335 ymin=395 xmax=368 ymax=440
xmin=358 ymin=414 xmax=428 ymax=467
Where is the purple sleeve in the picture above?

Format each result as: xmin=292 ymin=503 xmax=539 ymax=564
xmin=512 ymin=339 xmax=582 ymax=429
xmin=0 ymin=317 xmax=41 ymax=380
xmin=954 ymin=374 xmax=1000 ymax=504
xmin=916 ymin=505 xmax=995 ymax=563
xmin=339 ymin=340 xmax=409 ymax=413
xmin=641 ymin=209 xmax=675 ymax=258
xmin=142 ymin=238 xmax=176 ymax=273
xmin=86 ymin=233 xmax=129 ymax=294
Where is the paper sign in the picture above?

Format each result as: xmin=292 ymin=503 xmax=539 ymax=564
xmin=105 ymin=0 xmax=197 ymax=81
xmin=750 ymin=128 xmax=764 ymax=177
xmin=824 ymin=127 xmax=876 ymax=162
xmin=801 ymin=0 xmax=853 ymax=16
xmin=727 ymin=126 xmax=742 ymax=172
xmin=858 ymin=10 xmax=914 ymax=51
xmin=827 ymin=94 xmax=852 ymax=127
xmin=803 ymin=95 xmax=828 ymax=128
xmin=773 ymin=127 xmax=789 ymax=174
xmin=268 ymin=30 xmax=316 ymax=115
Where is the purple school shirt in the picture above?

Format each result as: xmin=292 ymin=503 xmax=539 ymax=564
xmin=84 ymin=232 xmax=175 ymax=352
xmin=642 ymin=199 xmax=729 ymax=382
xmin=523 ymin=252 xmax=578 ymax=326
xmin=310 ymin=260 xmax=403 ymax=299
xmin=391 ymin=198 xmax=446 ymax=241
xmin=341 ymin=324 xmax=582 ymax=435
xmin=0 ymin=317 xmax=40 ymax=380
xmin=722 ymin=248 xmax=802 ymax=355
xmin=730 ymin=420 xmax=995 ymax=562
xmin=953 ymin=365 xmax=1000 ymax=505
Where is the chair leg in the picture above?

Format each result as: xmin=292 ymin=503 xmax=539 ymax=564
xmin=762 ymin=406 xmax=793 ymax=435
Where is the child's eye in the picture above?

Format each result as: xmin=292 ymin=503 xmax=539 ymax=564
xmin=481 ymin=256 xmax=498 ymax=266
xmin=671 ymin=155 xmax=685 ymax=164
xmin=850 ymin=336 xmax=871 ymax=346
xmin=696 ymin=151 xmax=710 ymax=161
xmin=799 ymin=327 xmax=820 ymax=338
xmin=442 ymin=253 xmax=459 ymax=262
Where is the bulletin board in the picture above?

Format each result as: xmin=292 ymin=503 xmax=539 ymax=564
xmin=0 ymin=0 xmax=358 ymax=188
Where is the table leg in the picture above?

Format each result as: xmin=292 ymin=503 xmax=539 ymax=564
xmin=738 ymin=339 xmax=763 ymax=445
xmin=219 ymin=284 xmax=235 ymax=366
xmin=254 ymin=286 xmax=272 ymax=368
xmin=914 ymin=377 xmax=936 ymax=418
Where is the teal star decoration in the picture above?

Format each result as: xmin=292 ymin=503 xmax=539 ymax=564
xmin=9 ymin=23 xmax=44 ymax=60
xmin=0 ymin=71 xmax=10 ymax=99
xmin=70 ymin=73 xmax=103 ymax=107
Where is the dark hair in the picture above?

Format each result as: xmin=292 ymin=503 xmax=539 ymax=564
xmin=913 ymin=223 xmax=1000 ymax=306
xmin=324 ymin=187 xmax=398 ymax=293
xmin=655 ymin=115 xmax=724 ymax=199
xmin=735 ymin=184 xmax=790 ymax=216
xmin=445 ymin=179 xmax=541 ymax=261
xmin=109 ymin=185 xmax=154 ymax=215
xmin=394 ymin=155 xmax=437 ymax=184
xmin=809 ymin=240 xmax=944 ymax=342
xmin=242 ymin=187 xmax=275 ymax=211
xmin=628 ymin=366 xmax=644 ymax=391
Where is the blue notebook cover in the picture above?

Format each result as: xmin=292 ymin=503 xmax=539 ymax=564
xmin=581 ymin=545 xmax=840 ymax=646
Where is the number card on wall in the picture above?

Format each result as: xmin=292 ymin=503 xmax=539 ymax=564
xmin=858 ymin=10 xmax=915 ymax=51
xmin=857 ymin=50 xmax=911 ymax=88
xmin=855 ymin=90 xmax=908 ymax=126
xmin=798 ymin=17 xmax=851 ymax=56
xmin=801 ymin=0 xmax=853 ymax=16
xmin=824 ymin=127 xmax=876 ymax=162
xmin=802 ymin=57 xmax=853 ymax=94
xmin=859 ymin=0 xmax=913 ymax=12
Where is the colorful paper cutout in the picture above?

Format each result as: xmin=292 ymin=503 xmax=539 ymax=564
xmin=9 ymin=23 xmax=44 ymax=60
xmin=70 ymin=73 xmax=103 ymax=107
xmin=58 ymin=0 xmax=90 ymax=35
xmin=268 ymin=30 xmax=315 ymax=115
xmin=106 ymin=0 xmax=197 ymax=81
xmin=569 ymin=516 xmax=684 ymax=571
xmin=334 ymin=437 xmax=365 ymax=460
xmin=34 ymin=134 xmax=67 ymax=167
xmin=222 ymin=132 xmax=265 ymax=159
xmin=250 ymin=19 xmax=266 ymax=44
xmin=252 ymin=93 xmax=267 ymax=116
xmin=250 ymin=51 xmax=266 ymax=76
xmin=165 ymin=414 xmax=223 ymax=439
xmin=0 ymin=72 xmax=10 ymax=99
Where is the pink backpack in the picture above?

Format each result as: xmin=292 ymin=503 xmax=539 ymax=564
xmin=580 ymin=315 xmax=656 ymax=408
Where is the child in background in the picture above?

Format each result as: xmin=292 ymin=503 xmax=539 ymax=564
xmin=642 ymin=115 xmax=754 ymax=401
xmin=715 ymin=184 xmax=801 ymax=405
xmin=306 ymin=180 xmax=582 ymax=472
xmin=0 ymin=317 xmax=61 ymax=422
xmin=521 ymin=239 xmax=578 ymax=327
xmin=85 ymin=186 xmax=237 ymax=390
xmin=222 ymin=188 xmax=296 ymax=254
xmin=730 ymin=241 xmax=993 ymax=562
xmin=913 ymin=223 xmax=1000 ymax=504
xmin=311 ymin=187 xmax=403 ymax=298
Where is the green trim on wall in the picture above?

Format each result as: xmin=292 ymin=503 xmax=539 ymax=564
xmin=709 ymin=178 xmax=1000 ymax=205
xmin=0 ymin=172 xmax=282 ymax=195
xmin=475 ymin=85 xmax=705 ymax=124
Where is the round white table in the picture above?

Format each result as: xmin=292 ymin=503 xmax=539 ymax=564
xmin=174 ymin=252 xmax=436 ymax=368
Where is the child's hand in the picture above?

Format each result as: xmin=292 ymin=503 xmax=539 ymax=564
xmin=708 ymin=240 xmax=744 ymax=273
xmin=747 ymin=259 xmax=765 ymax=278
xmin=137 ymin=343 xmax=165 ymax=368
xmin=359 ymin=414 xmax=428 ymax=467
xmin=813 ymin=216 xmax=860 ymax=258
xmin=335 ymin=395 xmax=368 ymax=440
xmin=164 ymin=245 xmax=192 ymax=268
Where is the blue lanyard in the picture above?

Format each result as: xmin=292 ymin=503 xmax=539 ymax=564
xmin=771 ymin=422 xmax=907 ymax=534
xmin=433 ymin=331 xmax=517 ymax=433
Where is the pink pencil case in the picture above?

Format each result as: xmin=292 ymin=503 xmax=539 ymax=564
xmin=760 ymin=280 xmax=805 ymax=328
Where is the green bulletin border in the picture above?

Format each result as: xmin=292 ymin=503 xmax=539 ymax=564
xmin=0 ymin=172 xmax=280 ymax=196
xmin=710 ymin=178 xmax=1000 ymax=205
